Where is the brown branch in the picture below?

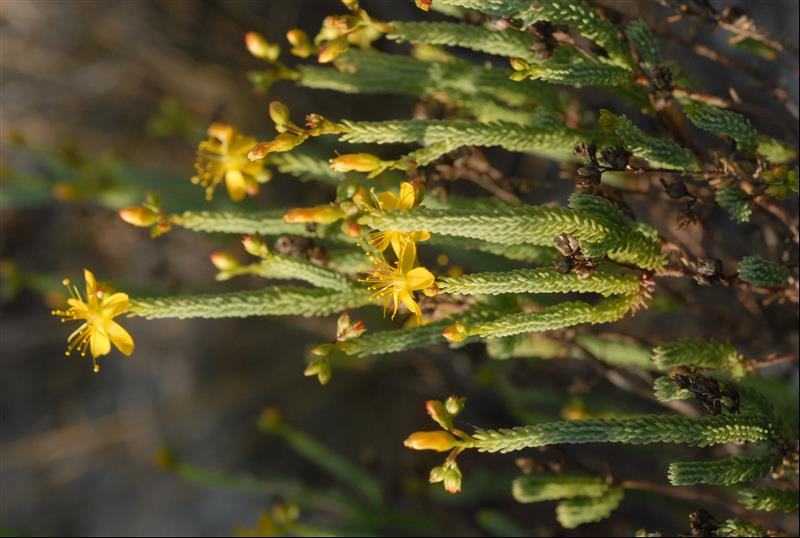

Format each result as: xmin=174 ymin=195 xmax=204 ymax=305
xmin=748 ymin=353 xmax=800 ymax=371
xmin=620 ymin=479 xmax=752 ymax=519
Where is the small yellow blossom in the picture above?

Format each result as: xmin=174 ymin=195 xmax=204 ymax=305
xmin=51 ymin=269 xmax=134 ymax=373
xmin=329 ymin=152 xmax=385 ymax=173
xmin=371 ymin=182 xmax=430 ymax=256
xmin=361 ymin=242 xmax=434 ymax=324
xmin=403 ymin=431 xmax=457 ymax=452
xmin=286 ymin=29 xmax=315 ymax=58
xmin=192 ymin=123 xmax=271 ymax=202
xmin=247 ymin=133 xmax=306 ymax=161
xmin=244 ymin=32 xmax=280 ymax=62
xmin=283 ymin=204 xmax=345 ymax=224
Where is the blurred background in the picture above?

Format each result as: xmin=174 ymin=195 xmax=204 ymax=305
xmin=1 ymin=1 xmax=798 ymax=536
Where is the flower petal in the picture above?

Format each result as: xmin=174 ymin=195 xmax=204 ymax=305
xmin=390 ymin=233 xmax=407 ymax=258
xmin=67 ymin=298 xmax=89 ymax=316
xmin=377 ymin=191 xmax=397 ymax=210
xmin=399 ymin=242 xmax=417 ymax=275
xmin=399 ymin=291 xmax=422 ymax=322
xmin=101 ymin=292 xmax=129 ymax=318
xmin=225 ymin=169 xmax=247 ymax=202
xmin=406 ymin=266 xmax=435 ymax=290
xmin=398 ymin=182 xmax=416 ymax=210
xmin=90 ymin=329 xmax=111 ymax=358
xmin=106 ymin=321 xmax=134 ymax=356
xmin=83 ymin=269 xmax=97 ymax=297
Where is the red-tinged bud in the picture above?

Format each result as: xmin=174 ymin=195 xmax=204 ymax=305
xmin=283 ymin=204 xmax=345 ymax=224
xmin=248 ymin=133 xmax=305 ymax=160
xmin=423 ymin=283 xmax=439 ymax=297
xmin=442 ymin=322 xmax=469 ymax=343
xmin=286 ymin=29 xmax=314 ymax=58
xmin=509 ymin=57 xmax=529 ymax=71
xmin=403 ymin=431 xmax=456 ymax=452
xmin=341 ymin=220 xmax=362 ymax=238
xmin=336 ymin=312 xmax=365 ymax=341
xmin=268 ymin=101 xmax=291 ymax=127
xmin=425 ymin=400 xmax=453 ymax=431
xmin=318 ymin=36 xmax=349 ymax=63
xmin=443 ymin=466 xmax=462 ymax=494
xmin=258 ymin=407 xmax=283 ymax=431
xmin=150 ymin=220 xmax=172 ymax=238
xmin=242 ymin=235 xmax=269 ymax=258
xmin=322 ymin=15 xmax=354 ymax=32
xmin=351 ymin=187 xmax=371 ymax=210
xmin=119 ymin=205 xmax=159 ymax=227
xmin=330 ymin=153 xmax=384 ymax=173
xmin=415 ymin=0 xmax=432 ymax=11
xmin=245 ymin=32 xmax=280 ymax=62
xmin=210 ymin=251 xmax=239 ymax=271
xmin=445 ymin=395 xmax=466 ymax=416
xmin=305 ymin=114 xmax=343 ymax=135
xmin=336 ymin=312 xmax=351 ymax=335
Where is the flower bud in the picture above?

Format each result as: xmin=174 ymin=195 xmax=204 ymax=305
xmin=305 ymin=114 xmax=343 ymax=135
xmin=119 ymin=205 xmax=159 ymax=227
xmin=210 ymin=251 xmax=239 ymax=271
xmin=283 ymin=204 xmax=345 ymax=224
xmin=445 ymin=395 xmax=466 ymax=416
xmin=322 ymin=15 xmax=354 ymax=32
xmin=245 ymin=32 xmax=280 ymax=62
xmin=268 ymin=101 xmax=291 ymax=127
xmin=509 ymin=57 xmax=529 ymax=71
xmin=443 ymin=466 xmax=462 ymax=494
xmin=242 ymin=235 xmax=269 ymax=258
xmin=330 ymin=153 xmax=384 ymax=173
xmin=304 ymin=356 xmax=332 ymax=385
xmin=425 ymin=400 xmax=453 ymax=430
xmin=150 ymin=220 xmax=172 ymax=238
xmin=336 ymin=312 xmax=366 ymax=341
xmin=415 ymin=0 xmax=432 ymax=11
xmin=248 ymin=133 xmax=306 ymax=160
xmin=442 ymin=322 xmax=469 ymax=343
xmin=318 ymin=36 xmax=349 ymax=64
xmin=508 ymin=70 xmax=529 ymax=82
xmin=423 ymin=283 xmax=439 ymax=297
xmin=341 ymin=220 xmax=362 ymax=238
xmin=311 ymin=343 xmax=334 ymax=357
xmin=403 ymin=431 xmax=456 ymax=452
xmin=429 ymin=465 xmax=446 ymax=483
xmin=287 ymin=29 xmax=314 ymax=58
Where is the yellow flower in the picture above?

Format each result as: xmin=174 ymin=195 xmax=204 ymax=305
xmin=371 ymin=182 xmax=430 ymax=256
xmin=361 ymin=242 xmax=434 ymax=324
xmin=51 ymin=269 xmax=134 ymax=373
xmin=192 ymin=123 xmax=271 ymax=202
xmin=403 ymin=431 xmax=457 ymax=452
xmin=283 ymin=204 xmax=345 ymax=224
